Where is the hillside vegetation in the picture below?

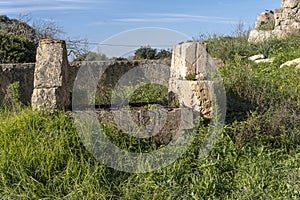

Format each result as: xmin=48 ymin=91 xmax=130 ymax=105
xmin=0 ymin=32 xmax=299 ymax=199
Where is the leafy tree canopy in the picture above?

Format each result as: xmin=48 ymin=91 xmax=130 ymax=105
xmin=133 ymin=46 xmax=172 ymax=60
xmin=0 ymin=32 xmax=36 ymax=63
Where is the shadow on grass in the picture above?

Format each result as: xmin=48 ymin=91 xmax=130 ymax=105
xmin=225 ymin=90 xmax=256 ymax=124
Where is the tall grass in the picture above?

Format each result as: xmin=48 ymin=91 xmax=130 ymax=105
xmin=0 ymin=108 xmax=299 ymax=199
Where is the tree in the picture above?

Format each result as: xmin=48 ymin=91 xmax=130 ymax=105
xmin=32 ymin=19 xmax=64 ymax=40
xmin=133 ymin=46 xmax=172 ymax=60
xmin=0 ymin=14 xmax=89 ymax=61
xmin=0 ymin=32 xmax=36 ymax=63
xmin=134 ymin=46 xmax=157 ymax=59
xmin=0 ymin=15 xmax=36 ymax=40
xmin=73 ymin=51 xmax=108 ymax=61
xmin=156 ymin=49 xmax=172 ymax=59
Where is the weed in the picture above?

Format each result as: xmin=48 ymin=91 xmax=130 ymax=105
xmin=1 ymin=81 xmax=22 ymax=112
xmin=185 ymin=73 xmax=196 ymax=80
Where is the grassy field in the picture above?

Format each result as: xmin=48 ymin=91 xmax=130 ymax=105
xmin=0 ymin=33 xmax=300 ymax=199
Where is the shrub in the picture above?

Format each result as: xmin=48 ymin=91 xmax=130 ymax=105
xmin=133 ymin=46 xmax=172 ymax=60
xmin=185 ymin=73 xmax=196 ymax=80
xmin=0 ymin=32 xmax=36 ymax=63
xmin=1 ymin=81 xmax=22 ymax=112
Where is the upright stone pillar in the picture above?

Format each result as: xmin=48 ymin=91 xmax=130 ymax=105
xmin=31 ymin=39 xmax=70 ymax=111
xmin=169 ymin=42 xmax=213 ymax=118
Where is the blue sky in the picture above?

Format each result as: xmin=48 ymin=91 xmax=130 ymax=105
xmin=1 ymin=0 xmax=280 ymax=52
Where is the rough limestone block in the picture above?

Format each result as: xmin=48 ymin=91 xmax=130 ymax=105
xmin=31 ymin=87 xmax=69 ymax=110
xmin=248 ymin=29 xmax=273 ymax=43
xmin=282 ymin=0 xmax=299 ymax=8
xmin=249 ymin=0 xmax=300 ymax=43
xmin=254 ymin=11 xmax=275 ymax=29
xmin=32 ymin=39 xmax=70 ymax=111
xmin=171 ymin=42 xmax=208 ymax=80
xmin=169 ymin=78 xmax=213 ymax=118
xmin=34 ymin=39 xmax=69 ymax=89
xmin=274 ymin=8 xmax=283 ymax=26
xmin=280 ymin=57 xmax=300 ymax=68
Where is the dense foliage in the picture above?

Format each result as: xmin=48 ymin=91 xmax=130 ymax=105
xmin=134 ymin=46 xmax=172 ymax=60
xmin=0 ymin=15 xmax=36 ymax=40
xmin=0 ymin=15 xmax=37 ymax=63
xmin=0 ymin=32 xmax=36 ymax=63
xmin=0 ymin=15 xmax=88 ymax=63
xmin=73 ymin=51 xmax=108 ymax=61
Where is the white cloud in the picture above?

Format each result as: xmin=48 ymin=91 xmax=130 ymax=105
xmin=0 ymin=6 xmax=90 ymax=14
xmin=90 ymin=12 xmax=239 ymax=26
xmin=112 ymin=13 xmax=238 ymax=24
xmin=149 ymin=13 xmax=235 ymax=20
xmin=0 ymin=0 xmax=107 ymax=14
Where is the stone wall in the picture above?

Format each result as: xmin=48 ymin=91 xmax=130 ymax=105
xmin=0 ymin=39 xmax=218 ymax=145
xmin=0 ymin=39 xmax=215 ymax=121
xmin=248 ymin=0 xmax=300 ymax=43
xmin=0 ymin=63 xmax=35 ymax=106
xmin=0 ymin=59 xmax=171 ymax=107
xmin=69 ymin=59 xmax=171 ymax=93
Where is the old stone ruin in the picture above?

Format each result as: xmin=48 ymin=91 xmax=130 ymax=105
xmin=249 ymin=0 xmax=300 ymax=43
xmin=4 ymin=38 xmax=215 ymax=117
xmin=0 ymin=38 xmax=221 ymax=145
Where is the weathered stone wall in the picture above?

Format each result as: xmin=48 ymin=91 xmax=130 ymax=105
xmin=249 ymin=0 xmax=300 ymax=43
xmin=0 ymin=39 xmax=214 ymax=121
xmin=248 ymin=0 xmax=300 ymax=43
xmin=96 ymin=107 xmax=181 ymax=145
xmin=0 ymin=59 xmax=171 ymax=107
xmin=69 ymin=59 xmax=171 ymax=93
xmin=254 ymin=10 xmax=275 ymax=30
xmin=0 ymin=63 xmax=35 ymax=106
xmin=0 ymin=40 xmax=217 ymax=145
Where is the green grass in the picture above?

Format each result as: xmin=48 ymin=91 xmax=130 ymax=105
xmin=0 ymin=108 xmax=299 ymax=199
xmin=0 ymin=32 xmax=300 ymax=199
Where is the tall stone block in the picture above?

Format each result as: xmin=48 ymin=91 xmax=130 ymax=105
xmin=31 ymin=39 xmax=70 ymax=111
xmin=254 ymin=10 xmax=275 ymax=29
xmin=169 ymin=42 xmax=213 ymax=118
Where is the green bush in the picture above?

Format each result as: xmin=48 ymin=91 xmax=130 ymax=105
xmin=0 ymin=32 xmax=36 ymax=63
xmin=129 ymin=83 xmax=168 ymax=104
xmin=185 ymin=73 xmax=196 ymax=80
xmin=134 ymin=46 xmax=172 ymax=60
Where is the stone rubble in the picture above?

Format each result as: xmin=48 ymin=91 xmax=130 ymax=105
xmin=280 ymin=57 xmax=300 ymax=68
xmin=248 ymin=54 xmax=275 ymax=63
xmin=248 ymin=54 xmax=265 ymax=61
